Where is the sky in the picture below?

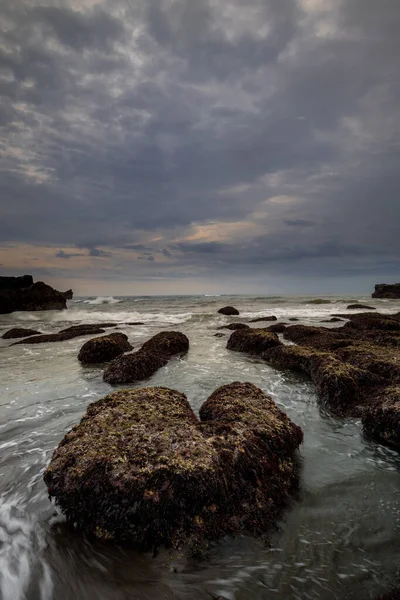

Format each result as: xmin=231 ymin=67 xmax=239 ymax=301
xmin=0 ymin=0 xmax=399 ymax=295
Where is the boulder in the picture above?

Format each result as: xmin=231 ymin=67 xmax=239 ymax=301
xmin=218 ymin=306 xmax=240 ymax=316
xmin=217 ymin=323 xmax=250 ymax=331
xmin=249 ymin=316 xmax=277 ymax=323
xmin=372 ymin=283 xmax=400 ymax=299
xmin=267 ymin=323 xmax=287 ymax=333
xmin=44 ymin=383 xmax=303 ymax=550
xmin=227 ymin=329 xmax=281 ymax=355
xmin=0 ymin=280 xmax=70 ymax=314
xmin=347 ymin=303 xmax=376 ymax=310
xmin=103 ymin=331 xmax=189 ymax=384
xmin=289 ymin=318 xmax=299 ymax=321
xmin=322 ymin=317 xmax=343 ymax=323
xmin=2 ymin=327 xmax=41 ymax=339
xmin=78 ymin=333 xmax=133 ymax=364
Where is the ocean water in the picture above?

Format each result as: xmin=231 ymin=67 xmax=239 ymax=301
xmin=0 ymin=294 xmax=399 ymax=600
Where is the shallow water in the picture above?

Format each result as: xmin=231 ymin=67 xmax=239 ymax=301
xmin=0 ymin=295 xmax=399 ymax=600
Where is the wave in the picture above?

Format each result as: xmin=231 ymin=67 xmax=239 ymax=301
xmin=83 ymin=297 xmax=122 ymax=305
xmin=46 ymin=309 xmax=194 ymax=326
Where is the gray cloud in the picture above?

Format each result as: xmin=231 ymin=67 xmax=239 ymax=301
xmin=0 ymin=0 xmax=399 ymax=290
xmin=56 ymin=250 xmax=83 ymax=259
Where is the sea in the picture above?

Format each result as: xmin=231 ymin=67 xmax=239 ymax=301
xmin=0 ymin=294 xmax=399 ymax=600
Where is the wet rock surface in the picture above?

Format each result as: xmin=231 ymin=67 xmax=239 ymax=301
xmin=249 ymin=316 xmax=277 ymax=322
xmin=13 ymin=323 xmax=116 ymax=345
xmin=347 ymin=303 xmax=376 ymax=310
xmin=372 ymin=283 xmax=400 ymax=298
xmin=217 ymin=323 xmax=250 ymax=331
xmin=218 ymin=306 xmax=240 ymax=316
xmin=103 ymin=331 xmax=189 ymax=384
xmin=44 ymin=383 xmax=303 ymax=551
xmin=78 ymin=333 xmax=133 ymax=364
xmin=2 ymin=327 xmax=41 ymax=339
xmin=227 ymin=328 xmax=281 ymax=355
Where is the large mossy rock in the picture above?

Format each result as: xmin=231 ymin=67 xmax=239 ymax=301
xmin=78 ymin=333 xmax=133 ymax=364
xmin=103 ymin=331 xmax=189 ymax=384
xmin=362 ymin=387 xmax=400 ymax=448
xmin=227 ymin=328 xmax=281 ymax=355
xmin=218 ymin=306 xmax=240 ymax=316
xmin=44 ymin=384 xmax=303 ymax=550
xmin=2 ymin=327 xmax=41 ymax=339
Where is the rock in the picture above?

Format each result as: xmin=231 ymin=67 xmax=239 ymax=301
xmin=61 ymin=289 xmax=73 ymax=300
xmin=283 ymin=324 xmax=353 ymax=351
xmin=322 ymin=317 xmax=343 ymax=323
xmin=44 ymin=383 xmax=303 ymax=550
xmin=307 ymin=299 xmax=331 ymax=304
xmin=103 ymin=331 xmax=189 ymax=384
xmin=362 ymin=388 xmax=400 ymax=448
xmin=376 ymin=589 xmax=400 ymax=600
xmin=218 ymin=306 xmax=240 ymax=316
xmin=13 ymin=324 xmax=115 ymax=345
xmin=123 ymin=322 xmax=145 ymax=326
xmin=0 ymin=280 xmax=69 ymax=314
xmin=347 ymin=303 xmax=376 ymax=310
xmin=217 ymin=323 xmax=250 ymax=331
xmin=249 ymin=316 xmax=277 ymax=322
xmin=267 ymin=323 xmax=287 ymax=333
xmin=372 ymin=283 xmax=400 ymax=299
xmin=289 ymin=318 xmax=299 ymax=321
xmin=227 ymin=329 xmax=281 ymax=355
xmin=214 ymin=333 xmax=225 ymax=337
xmin=2 ymin=327 xmax=41 ymax=339
xmin=78 ymin=333 xmax=133 ymax=364
xmin=0 ymin=275 xmax=33 ymax=291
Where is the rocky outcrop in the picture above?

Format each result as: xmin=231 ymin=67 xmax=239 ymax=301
xmin=217 ymin=323 xmax=249 ymax=331
xmin=0 ymin=275 xmax=33 ymax=290
xmin=322 ymin=317 xmax=343 ymax=323
xmin=372 ymin=283 xmax=400 ymax=299
xmin=2 ymin=327 xmax=41 ymax=339
xmin=218 ymin=306 xmax=240 ymax=316
xmin=0 ymin=280 xmax=71 ymax=314
xmin=44 ymin=383 xmax=303 ymax=551
xmin=78 ymin=333 xmax=133 ymax=364
xmin=347 ymin=303 xmax=375 ymax=310
xmin=266 ymin=323 xmax=287 ymax=333
xmin=13 ymin=323 xmax=116 ymax=345
xmin=362 ymin=388 xmax=400 ymax=448
xmin=61 ymin=289 xmax=73 ymax=300
xmin=249 ymin=316 xmax=277 ymax=322
xmin=227 ymin=329 xmax=281 ymax=355
xmin=103 ymin=331 xmax=189 ymax=384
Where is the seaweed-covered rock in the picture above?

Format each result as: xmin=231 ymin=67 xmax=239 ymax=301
xmin=2 ymin=327 xmax=41 ymax=339
xmin=267 ymin=323 xmax=287 ymax=333
xmin=44 ymin=384 xmax=303 ymax=550
xmin=78 ymin=333 xmax=133 ymax=364
xmin=12 ymin=324 xmax=115 ymax=345
xmin=227 ymin=329 xmax=281 ymax=355
xmin=217 ymin=323 xmax=250 ymax=331
xmin=103 ymin=331 xmax=189 ymax=384
xmin=218 ymin=306 xmax=240 ymax=316
xmin=249 ymin=316 xmax=277 ymax=323
xmin=322 ymin=317 xmax=343 ymax=323
xmin=347 ymin=303 xmax=376 ymax=310
xmin=283 ymin=324 xmax=353 ymax=351
xmin=362 ymin=388 xmax=400 ymax=448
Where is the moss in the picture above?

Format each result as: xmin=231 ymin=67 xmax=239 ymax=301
xmin=78 ymin=333 xmax=132 ymax=364
xmin=227 ymin=329 xmax=281 ymax=355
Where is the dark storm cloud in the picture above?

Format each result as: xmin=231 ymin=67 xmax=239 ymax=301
xmin=0 ymin=0 xmax=399 ymax=286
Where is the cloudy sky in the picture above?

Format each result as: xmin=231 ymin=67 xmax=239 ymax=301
xmin=0 ymin=0 xmax=399 ymax=295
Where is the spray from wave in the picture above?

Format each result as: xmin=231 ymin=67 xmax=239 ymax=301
xmin=83 ymin=297 xmax=122 ymax=305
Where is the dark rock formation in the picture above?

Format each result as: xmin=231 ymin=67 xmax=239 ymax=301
xmin=289 ymin=318 xmax=299 ymax=321
xmin=376 ymin=589 xmax=400 ymax=600
xmin=0 ymin=280 xmax=70 ymax=314
xmin=103 ymin=331 xmax=189 ymax=384
xmin=44 ymin=383 xmax=302 ymax=550
xmin=217 ymin=323 xmax=250 ymax=331
xmin=214 ymin=333 xmax=225 ymax=337
xmin=267 ymin=323 xmax=287 ymax=333
xmin=218 ymin=306 xmax=240 ymax=316
xmin=362 ymin=388 xmax=400 ymax=448
xmin=227 ymin=328 xmax=281 ymax=355
xmin=2 ymin=327 xmax=41 ymax=339
xmin=372 ymin=283 xmax=400 ymax=299
xmin=61 ymin=289 xmax=73 ymax=300
xmin=0 ymin=275 xmax=33 ymax=291
xmin=13 ymin=324 xmax=115 ymax=345
xmin=249 ymin=316 xmax=277 ymax=322
xmin=322 ymin=317 xmax=343 ymax=323
xmin=308 ymin=299 xmax=331 ymax=304
xmin=78 ymin=333 xmax=133 ymax=364
xmin=347 ymin=303 xmax=376 ymax=310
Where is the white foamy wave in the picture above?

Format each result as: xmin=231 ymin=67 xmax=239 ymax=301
xmin=83 ymin=296 xmax=122 ymax=305
xmin=49 ymin=309 xmax=193 ymax=325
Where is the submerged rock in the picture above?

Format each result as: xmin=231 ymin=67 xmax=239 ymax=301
xmin=217 ymin=323 xmax=249 ymax=331
xmin=13 ymin=324 xmax=115 ymax=345
xmin=347 ymin=303 xmax=376 ymax=310
xmin=2 ymin=327 xmax=41 ymax=339
xmin=44 ymin=383 xmax=303 ymax=550
xmin=214 ymin=333 xmax=225 ymax=337
xmin=78 ymin=333 xmax=133 ymax=364
xmin=322 ymin=317 xmax=343 ymax=323
xmin=372 ymin=283 xmax=400 ymax=299
xmin=103 ymin=331 xmax=189 ymax=384
xmin=227 ymin=329 xmax=281 ymax=355
xmin=218 ymin=306 xmax=240 ymax=316
xmin=249 ymin=316 xmax=277 ymax=322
